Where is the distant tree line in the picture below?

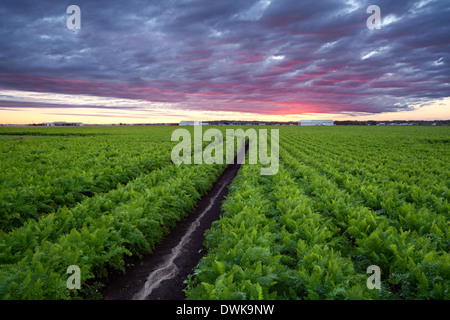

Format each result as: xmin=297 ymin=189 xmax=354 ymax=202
xmin=334 ymin=120 xmax=450 ymax=126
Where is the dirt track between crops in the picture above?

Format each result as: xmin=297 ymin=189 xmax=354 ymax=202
xmin=101 ymin=145 xmax=246 ymax=300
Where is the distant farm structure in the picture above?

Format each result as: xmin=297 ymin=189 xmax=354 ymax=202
xmin=42 ymin=122 xmax=83 ymax=127
xmin=299 ymin=120 xmax=334 ymax=126
xmin=179 ymin=121 xmax=203 ymax=126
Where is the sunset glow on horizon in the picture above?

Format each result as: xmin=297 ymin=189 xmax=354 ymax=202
xmin=1 ymin=0 xmax=449 ymax=124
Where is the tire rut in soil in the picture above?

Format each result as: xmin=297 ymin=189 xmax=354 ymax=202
xmin=100 ymin=144 xmax=246 ymax=300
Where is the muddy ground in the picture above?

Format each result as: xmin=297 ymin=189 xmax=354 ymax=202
xmin=100 ymin=150 xmax=244 ymax=300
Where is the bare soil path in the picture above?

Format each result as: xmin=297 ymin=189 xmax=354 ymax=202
xmin=100 ymin=148 xmax=244 ymax=300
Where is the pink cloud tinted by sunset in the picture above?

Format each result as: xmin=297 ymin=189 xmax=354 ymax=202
xmin=0 ymin=0 xmax=449 ymax=119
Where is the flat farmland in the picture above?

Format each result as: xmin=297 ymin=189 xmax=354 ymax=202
xmin=186 ymin=126 xmax=450 ymax=300
xmin=0 ymin=125 xmax=448 ymax=299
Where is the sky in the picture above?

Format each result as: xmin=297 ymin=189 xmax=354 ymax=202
xmin=0 ymin=0 xmax=449 ymax=124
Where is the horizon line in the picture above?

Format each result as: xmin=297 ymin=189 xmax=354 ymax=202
xmin=1 ymin=119 xmax=450 ymax=126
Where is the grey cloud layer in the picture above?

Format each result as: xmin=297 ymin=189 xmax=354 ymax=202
xmin=0 ymin=0 xmax=449 ymax=116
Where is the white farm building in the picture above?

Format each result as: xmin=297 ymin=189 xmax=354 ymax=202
xmin=43 ymin=121 xmax=83 ymax=126
xmin=299 ymin=120 xmax=334 ymax=126
xmin=179 ymin=121 xmax=202 ymax=126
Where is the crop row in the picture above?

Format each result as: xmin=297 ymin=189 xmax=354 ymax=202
xmin=0 ymin=128 xmax=175 ymax=232
xmin=0 ymin=161 xmax=226 ymax=299
xmin=0 ymin=126 xmax=244 ymax=299
xmin=278 ymin=144 xmax=449 ymax=299
xmin=185 ymin=161 xmax=383 ymax=299
xmin=186 ymin=127 xmax=449 ymax=300
xmin=279 ymin=135 xmax=449 ymax=250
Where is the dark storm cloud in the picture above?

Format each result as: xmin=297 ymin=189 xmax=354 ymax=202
xmin=0 ymin=0 xmax=449 ymax=117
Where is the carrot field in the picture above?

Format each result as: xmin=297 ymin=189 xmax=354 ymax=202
xmin=0 ymin=125 xmax=448 ymax=299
